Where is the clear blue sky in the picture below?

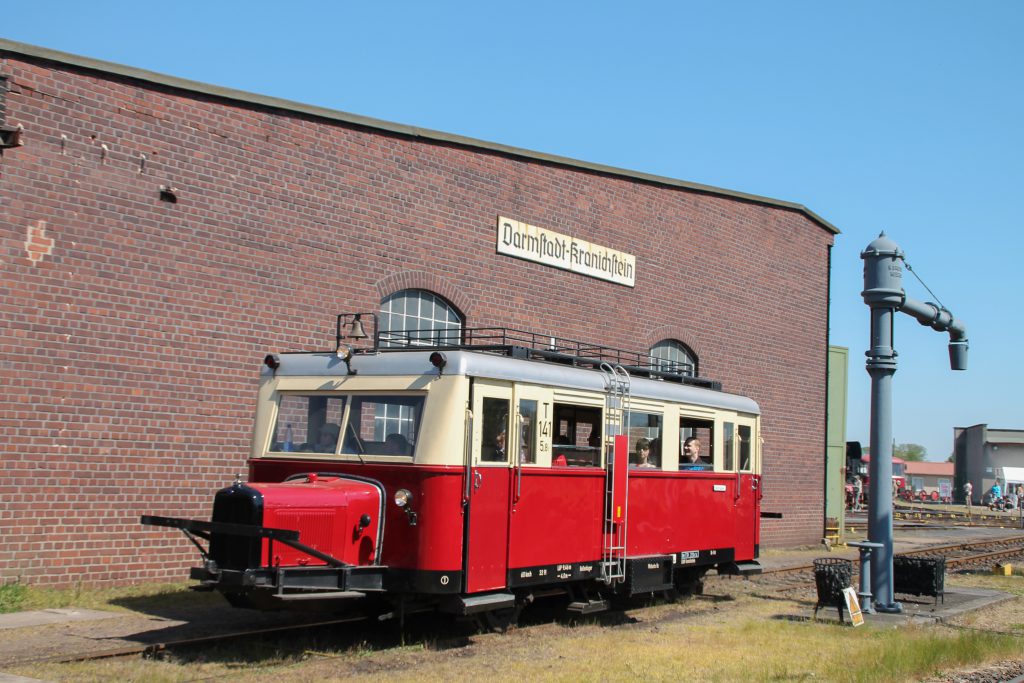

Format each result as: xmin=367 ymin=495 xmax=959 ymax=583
xmin=4 ymin=1 xmax=1021 ymax=461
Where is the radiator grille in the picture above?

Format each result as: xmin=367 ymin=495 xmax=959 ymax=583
xmin=270 ymin=509 xmax=336 ymax=564
xmin=209 ymin=484 xmax=264 ymax=570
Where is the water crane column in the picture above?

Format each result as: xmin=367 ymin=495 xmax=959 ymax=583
xmin=860 ymin=233 xmax=967 ymax=613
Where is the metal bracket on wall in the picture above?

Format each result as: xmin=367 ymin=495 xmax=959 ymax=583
xmin=0 ymin=75 xmax=22 ymax=151
xmin=0 ymin=123 xmax=23 ymax=149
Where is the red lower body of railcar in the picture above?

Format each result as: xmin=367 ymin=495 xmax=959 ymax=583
xmin=247 ymin=459 xmax=761 ymax=596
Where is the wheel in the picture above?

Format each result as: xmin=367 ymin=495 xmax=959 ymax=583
xmin=481 ymin=605 xmax=520 ymax=633
xmin=223 ymin=592 xmax=258 ymax=609
xmin=674 ymin=567 xmax=707 ymax=596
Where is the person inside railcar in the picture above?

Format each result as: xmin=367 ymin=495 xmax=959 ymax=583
xmin=315 ymin=423 xmax=340 ymax=453
xmin=632 ymin=437 xmax=655 ymax=468
xmin=650 ymin=437 xmax=662 ymax=467
xmin=681 ymin=436 xmax=706 ymax=469
xmin=383 ymin=432 xmax=412 ymax=456
xmin=483 ymin=429 xmax=507 ymax=461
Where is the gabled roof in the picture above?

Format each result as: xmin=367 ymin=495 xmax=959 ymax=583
xmin=0 ymin=38 xmax=839 ymax=236
xmin=860 ymin=454 xmax=906 ymax=465
xmin=903 ymin=461 xmax=953 ymax=476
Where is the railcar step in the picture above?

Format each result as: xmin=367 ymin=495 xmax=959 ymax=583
xmin=273 ymin=591 xmax=365 ymax=601
xmin=717 ymin=561 xmax=762 ymax=576
xmin=567 ymin=599 xmax=609 ymax=614
xmin=442 ymin=592 xmax=516 ymax=615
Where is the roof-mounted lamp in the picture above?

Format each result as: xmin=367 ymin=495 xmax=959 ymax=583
xmin=429 ymin=351 xmax=447 ymax=375
xmin=337 ymin=344 xmax=357 ymax=375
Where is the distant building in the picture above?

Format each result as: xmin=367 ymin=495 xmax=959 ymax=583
xmin=953 ymin=425 xmax=1024 ymax=504
xmin=902 ymin=461 xmax=954 ymax=501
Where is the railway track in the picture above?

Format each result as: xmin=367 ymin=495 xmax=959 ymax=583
xmin=844 ymin=505 xmax=1024 ymax=531
xmin=1 ymin=613 xmax=369 ymax=668
xmin=9 ymin=536 xmax=1024 ymax=668
xmin=759 ymin=535 xmax=1024 ymax=577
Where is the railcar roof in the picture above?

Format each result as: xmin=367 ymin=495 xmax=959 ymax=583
xmin=267 ymin=350 xmax=760 ymax=415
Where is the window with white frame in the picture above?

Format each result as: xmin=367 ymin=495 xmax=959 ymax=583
xmin=379 ymin=289 xmax=463 ymax=347
xmin=649 ymin=339 xmax=697 ymax=377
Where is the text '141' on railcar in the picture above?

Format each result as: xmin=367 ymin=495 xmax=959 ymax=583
xmin=143 ymin=313 xmax=764 ymax=625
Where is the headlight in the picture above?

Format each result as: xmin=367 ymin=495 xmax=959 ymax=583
xmin=394 ymin=489 xmax=412 ymax=508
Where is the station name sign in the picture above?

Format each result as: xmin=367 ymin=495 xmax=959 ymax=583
xmin=496 ymin=216 xmax=636 ymax=287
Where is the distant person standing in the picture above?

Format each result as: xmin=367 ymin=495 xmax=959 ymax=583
xmin=963 ymin=481 xmax=973 ymax=510
xmin=853 ymin=476 xmax=864 ymax=511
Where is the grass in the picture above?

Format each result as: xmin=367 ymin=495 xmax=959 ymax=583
xmin=0 ymin=583 xmax=27 ymax=613
xmin=7 ymin=574 xmax=1024 ymax=682
xmin=0 ymin=579 xmax=206 ymax=614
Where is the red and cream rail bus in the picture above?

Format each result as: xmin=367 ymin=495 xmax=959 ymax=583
xmin=144 ymin=315 xmax=764 ymax=624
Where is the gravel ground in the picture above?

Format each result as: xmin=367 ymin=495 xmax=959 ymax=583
xmin=922 ymin=594 xmax=1024 ymax=683
xmin=923 ymin=659 xmax=1024 ymax=683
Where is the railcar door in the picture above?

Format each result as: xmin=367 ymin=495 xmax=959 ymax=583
xmin=465 ymin=380 xmax=513 ymax=593
xmin=731 ymin=421 xmax=760 ymax=560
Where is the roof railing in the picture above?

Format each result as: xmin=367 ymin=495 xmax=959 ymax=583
xmin=334 ymin=312 xmax=720 ymax=390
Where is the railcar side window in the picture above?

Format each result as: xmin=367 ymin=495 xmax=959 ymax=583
xmin=518 ymin=399 xmax=538 ymax=465
xmin=271 ymin=395 xmax=347 ymax=454
xmin=628 ymin=411 xmax=663 ymax=468
xmin=342 ymin=395 xmax=425 ymax=458
xmin=738 ymin=424 xmax=752 ymax=471
xmin=680 ymin=418 xmax=714 ymax=470
xmin=481 ymin=397 xmax=511 ymax=463
xmin=552 ymin=404 xmax=602 ymax=467
xmin=723 ymin=423 xmax=735 ymax=471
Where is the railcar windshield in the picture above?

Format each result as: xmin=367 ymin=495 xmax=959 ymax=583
xmin=268 ymin=393 xmax=425 ymax=459
xmin=341 ymin=395 xmax=425 ymax=457
xmin=270 ymin=394 xmax=347 ymax=453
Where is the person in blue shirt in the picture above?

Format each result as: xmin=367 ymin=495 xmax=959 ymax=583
xmin=681 ymin=437 xmax=705 ymax=469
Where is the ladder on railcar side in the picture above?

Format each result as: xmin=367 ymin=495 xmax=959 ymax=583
xmin=600 ymin=363 xmax=630 ymax=584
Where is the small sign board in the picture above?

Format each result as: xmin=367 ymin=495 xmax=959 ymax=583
xmin=842 ymin=587 xmax=865 ymax=626
xmin=496 ymin=216 xmax=636 ymax=287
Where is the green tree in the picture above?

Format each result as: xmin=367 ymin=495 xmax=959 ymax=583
xmin=894 ymin=443 xmax=927 ymax=461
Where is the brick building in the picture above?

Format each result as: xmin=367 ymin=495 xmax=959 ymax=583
xmin=0 ymin=40 xmax=838 ymax=586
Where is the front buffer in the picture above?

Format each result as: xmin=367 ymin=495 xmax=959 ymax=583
xmin=142 ymin=473 xmax=387 ymax=608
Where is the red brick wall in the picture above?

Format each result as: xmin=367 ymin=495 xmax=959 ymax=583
xmin=0 ymin=53 xmax=833 ymax=586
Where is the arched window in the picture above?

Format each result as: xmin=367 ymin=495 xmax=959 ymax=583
xmin=649 ymin=339 xmax=697 ymax=377
xmin=379 ymin=289 xmax=463 ymax=347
